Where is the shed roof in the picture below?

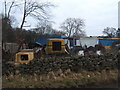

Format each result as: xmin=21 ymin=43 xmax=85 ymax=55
xmin=98 ymin=39 xmax=119 ymax=46
xmin=33 ymin=35 xmax=66 ymax=45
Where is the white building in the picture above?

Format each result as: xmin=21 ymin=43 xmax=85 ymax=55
xmin=76 ymin=37 xmax=98 ymax=47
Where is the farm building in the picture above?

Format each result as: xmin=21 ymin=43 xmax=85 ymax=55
xmin=33 ymin=35 xmax=66 ymax=46
xmin=98 ymin=38 xmax=120 ymax=49
xmin=2 ymin=43 xmax=19 ymax=54
xmin=77 ymin=37 xmax=120 ymax=49
xmin=31 ymin=35 xmax=120 ymax=50
xmin=63 ymin=37 xmax=80 ymax=49
xmin=76 ymin=37 xmax=98 ymax=48
xmin=31 ymin=35 xmax=79 ymax=49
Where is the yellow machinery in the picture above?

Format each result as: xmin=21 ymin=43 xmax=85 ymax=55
xmin=45 ymin=39 xmax=66 ymax=54
xmin=15 ymin=39 xmax=66 ymax=65
xmin=15 ymin=49 xmax=34 ymax=64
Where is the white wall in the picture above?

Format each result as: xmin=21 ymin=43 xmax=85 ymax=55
xmin=77 ymin=37 xmax=98 ymax=47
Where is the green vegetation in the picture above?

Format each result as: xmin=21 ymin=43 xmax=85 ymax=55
xmin=2 ymin=69 xmax=118 ymax=88
xmin=2 ymin=52 xmax=119 ymax=88
xmin=3 ymin=53 xmax=118 ymax=75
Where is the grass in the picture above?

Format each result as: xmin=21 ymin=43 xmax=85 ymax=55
xmin=2 ymin=69 xmax=118 ymax=88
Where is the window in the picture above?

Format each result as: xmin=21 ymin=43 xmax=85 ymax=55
xmin=52 ymin=42 xmax=61 ymax=51
xmin=70 ymin=39 xmax=73 ymax=47
xmin=20 ymin=55 xmax=28 ymax=61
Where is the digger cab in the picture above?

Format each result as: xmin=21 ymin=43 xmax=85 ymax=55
xmin=15 ymin=49 xmax=34 ymax=64
xmin=45 ymin=39 xmax=66 ymax=54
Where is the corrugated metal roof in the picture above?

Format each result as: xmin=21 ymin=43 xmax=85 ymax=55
xmin=33 ymin=35 xmax=66 ymax=45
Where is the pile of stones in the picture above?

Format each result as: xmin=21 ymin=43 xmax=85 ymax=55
xmin=2 ymin=53 xmax=119 ymax=75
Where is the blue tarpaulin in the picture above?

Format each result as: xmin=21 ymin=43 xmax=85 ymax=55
xmin=32 ymin=35 xmax=66 ymax=46
xmin=98 ymin=39 xmax=118 ymax=46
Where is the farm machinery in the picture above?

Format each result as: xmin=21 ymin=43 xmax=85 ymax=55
xmin=15 ymin=38 xmax=69 ymax=65
xmin=2 ymin=37 xmax=119 ymax=75
xmin=14 ymin=38 xmax=106 ymax=65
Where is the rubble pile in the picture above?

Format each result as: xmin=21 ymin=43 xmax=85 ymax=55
xmin=3 ymin=53 xmax=119 ymax=75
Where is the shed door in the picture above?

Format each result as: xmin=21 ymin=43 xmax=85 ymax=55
xmin=52 ymin=42 xmax=61 ymax=51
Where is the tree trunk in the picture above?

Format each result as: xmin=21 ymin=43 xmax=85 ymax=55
xmin=20 ymin=0 xmax=26 ymax=29
xmin=4 ymin=1 xmax=7 ymax=17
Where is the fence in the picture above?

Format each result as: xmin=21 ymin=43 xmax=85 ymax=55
xmin=2 ymin=43 xmax=19 ymax=54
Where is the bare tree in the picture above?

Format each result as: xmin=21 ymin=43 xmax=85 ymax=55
xmin=32 ymin=20 xmax=65 ymax=35
xmin=3 ymin=0 xmax=17 ymax=19
xmin=103 ymin=27 xmax=117 ymax=37
xmin=7 ymin=1 xmax=15 ymax=19
xmin=1 ymin=0 xmax=54 ymax=29
xmin=2 ymin=0 xmax=20 ymax=26
xmin=4 ymin=0 xmax=7 ymax=17
xmin=60 ymin=18 xmax=85 ymax=37
xmin=34 ymin=20 xmax=53 ymax=34
xmin=34 ymin=25 xmax=63 ymax=35
xmin=20 ymin=0 xmax=54 ymax=29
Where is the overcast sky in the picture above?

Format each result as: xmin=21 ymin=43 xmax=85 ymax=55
xmin=46 ymin=0 xmax=119 ymax=36
xmin=1 ymin=0 xmax=119 ymax=36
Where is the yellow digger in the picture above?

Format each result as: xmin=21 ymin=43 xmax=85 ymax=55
xmin=15 ymin=38 xmax=67 ymax=65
